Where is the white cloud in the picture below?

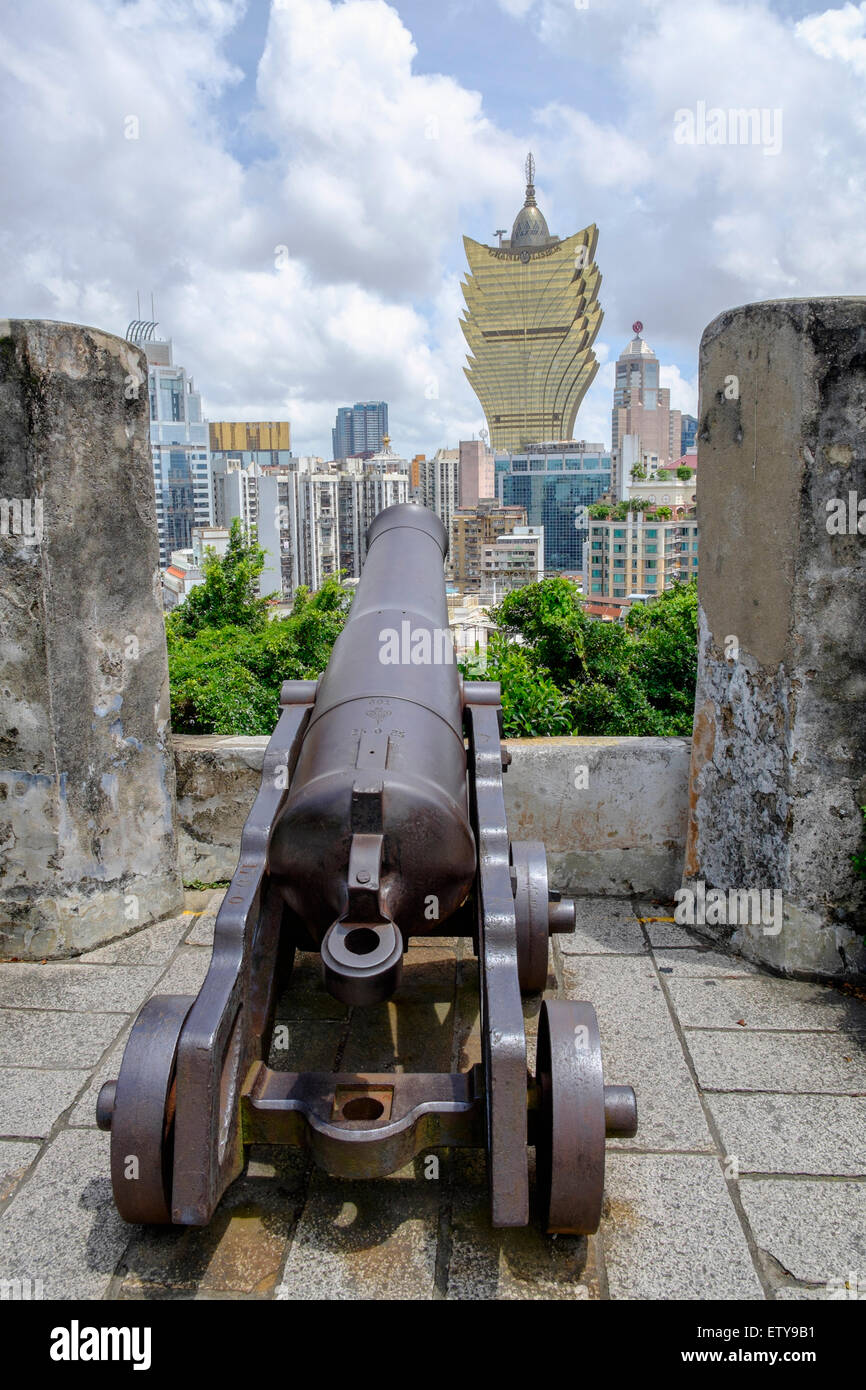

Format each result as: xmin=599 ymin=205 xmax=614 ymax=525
xmin=2 ymin=0 xmax=866 ymax=464
xmin=797 ymin=1 xmax=866 ymax=75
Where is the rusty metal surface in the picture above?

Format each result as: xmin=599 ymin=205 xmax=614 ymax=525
xmin=269 ymin=503 xmax=476 ymax=983
xmin=103 ymin=994 xmax=195 ymax=1224
xmin=241 ymin=1066 xmax=485 ymax=1177
xmin=170 ymin=688 xmax=314 ymax=1225
xmin=98 ymin=502 xmax=635 ymax=1238
xmin=510 ymin=840 xmax=551 ymax=993
xmin=535 ymin=998 xmax=606 ymax=1235
xmin=464 ymin=687 xmax=530 ymax=1227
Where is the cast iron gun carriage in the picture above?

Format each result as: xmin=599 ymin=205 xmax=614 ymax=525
xmin=98 ymin=502 xmax=636 ymax=1232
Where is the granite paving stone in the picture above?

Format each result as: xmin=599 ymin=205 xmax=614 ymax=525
xmin=686 ymin=1028 xmax=866 ymax=1094
xmin=274 ymin=1174 xmax=439 ymax=1300
xmin=602 ymin=1153 xmax=764 ymax=1300
xmin=0 ymin=1140 xmax=40 ymax=1204
xmin=0 ymin=1006 xmax=125 ymax=1069
xmin=78 ymin=915 xmax=191 ymax=965
xmin=706 ymin=1094 xmax=866 ymax=1176
xmin=666 ymin=974 xmax=865 ymax=1033
xmin=653 ymin=948 xmax=760 ymax=978
xmin=0 ymin=963 xmax=163 ymax=1014
xmin=152 ymin=945 xmax=212 ymax=996
xmin=0 ymin=1067 xmax=92 ymax=1137
xmin=739 ymin=1179 xmax=866 ymax=1287
xmin=0 ymin=1129 xmax=132 ymax=1299
xmin=560 ymin=953 xmax=713 ymax=1150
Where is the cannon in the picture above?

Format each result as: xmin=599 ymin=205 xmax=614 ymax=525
xmin=97 ymin=502 xmax=636 ymax=1233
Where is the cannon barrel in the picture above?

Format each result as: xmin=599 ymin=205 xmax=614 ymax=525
xmin=270 ymin=502 xmax=476 ymax=1005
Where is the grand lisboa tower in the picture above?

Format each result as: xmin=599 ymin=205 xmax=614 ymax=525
xmin=460 ymin=154 xmax=603 ymax=452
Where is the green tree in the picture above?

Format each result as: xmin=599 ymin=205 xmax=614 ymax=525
xmin=166 ymin=519 xmax=273 ymax=640
xmin=465 ymin=575 xmax=698 ymax=738
xmin=167 ymin=573 xmax=351 ymax=735
xmin=676 ymin=466 xmax=694 ymax=480
xmin=490 ymin=576 xmax=587 ymax=684
xmin=655 ymin=505 xmax=673 ymax=520
xmin=587 ymin=503 xmax=611 ymax=520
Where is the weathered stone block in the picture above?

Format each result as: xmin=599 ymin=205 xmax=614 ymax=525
xmin=173 ymin=733 xmax=692 ymax=897
xmin=685 ymin=298 xmax=866 ymax=980
xmin=0 ymin=319 xmax=182 ymax=956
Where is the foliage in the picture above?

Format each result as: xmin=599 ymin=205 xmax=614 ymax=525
xmin=167 ymin=569 xmax=351 ymax=735
xmin=166 ymin=525 xmax=698 ymax=743
xmin=676 ymin=466 xmax=694 ymax=480
xmin=587 ymin=503 xmax=611 ymax=520
xmin=654 ymin=505 xmax=673 ymax=520
xmin=166 ymin=519 xmax=273 ymax=640
xmin=465 ymin=575 xmax=698 ymax=738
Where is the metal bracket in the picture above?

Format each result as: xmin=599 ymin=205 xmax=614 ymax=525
xmin=463 ymin=681 xmax=530 ymax=1227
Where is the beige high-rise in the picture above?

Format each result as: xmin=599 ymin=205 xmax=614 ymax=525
xmin=460 ymin=155 xmax=603 ymax=452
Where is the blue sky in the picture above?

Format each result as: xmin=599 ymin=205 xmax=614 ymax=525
xmin=3 ymin=0 xmax=866 ymax=457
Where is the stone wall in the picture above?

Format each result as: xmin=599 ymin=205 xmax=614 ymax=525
xmin=0 ymin=320 xmax=183 ymax=957
xmin=685 ymin=297 xmax=866 ymax=981
xmin=174 ymin=733 xmax=691 ymax=899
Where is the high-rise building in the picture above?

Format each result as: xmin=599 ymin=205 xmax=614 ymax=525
xmin=611 ymin=324 xmax=680 ymax=466
xmin=495 ymin=441 xmax=612 ymax=572
xmin=209 ymin=421 xmax=291 ymax=453
xmin=332 ymin=401 xmax=389 ymax=460
xmin=254 ymin=463 xmax=408 ymax=600
xmin=450 ymin=502 xmax=527 ymax=585
xmin=459 ymin=438 xmax=495 ymax=507
xmin=128 ymin=323 xmax=212 ymax=567
xmin=482 ymin=527 xmax=544 ymax=592
xmin=584 ymin=508 xmax=698 ymax=602
xmin=414 ymin=448 xmax=461 ymax=532
xmin=460 ymin=153 xmax=603 ymax=452
xmin=680 ymin=414 xmax=698 ymax=453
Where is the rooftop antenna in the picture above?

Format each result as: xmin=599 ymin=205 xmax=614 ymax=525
xmin=136 ymin=290 xmax=141 ymax=319
xmin=151 ymin=292 xmax=156 ymax=323
xmin=494 ymin=229 xmax=507 ymax=246
xmin=524 ymin=151 xmax=537 ymax=205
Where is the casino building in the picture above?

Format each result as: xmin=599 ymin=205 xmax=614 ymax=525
xmin=460 ymin=154 xmax=603 ymax=453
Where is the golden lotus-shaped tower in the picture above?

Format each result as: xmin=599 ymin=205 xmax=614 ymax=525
xmin=460 ymin=154 xmax=603 ymax=452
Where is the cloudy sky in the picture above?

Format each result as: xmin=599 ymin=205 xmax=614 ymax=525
xmin=2 ymin=0 xmax=865 ymax=457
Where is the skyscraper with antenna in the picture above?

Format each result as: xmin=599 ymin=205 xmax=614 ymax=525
xmin=460 ymin=153 xmax=603 ymax=452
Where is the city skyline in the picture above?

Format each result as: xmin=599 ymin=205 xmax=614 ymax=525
xmin=3 ymin=0 xmax=863 ymax=458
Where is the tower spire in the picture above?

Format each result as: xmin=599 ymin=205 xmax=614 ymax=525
xmin=524 ymin=152 xmax=537 ymax=207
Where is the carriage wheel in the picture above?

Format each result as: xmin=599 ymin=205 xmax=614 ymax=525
xmin=97 ymin=994 xmax=194 ymax=1224
xmin=534 ymin=998 xmax=607 ymax=1234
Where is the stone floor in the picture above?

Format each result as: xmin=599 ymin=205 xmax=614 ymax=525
xmin=0 ymin=892 xmax=864 ymax=1301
